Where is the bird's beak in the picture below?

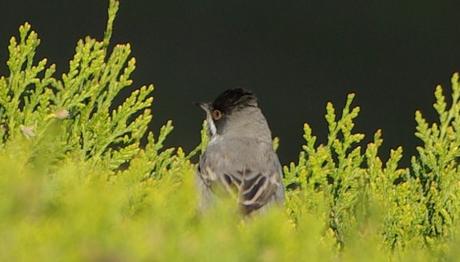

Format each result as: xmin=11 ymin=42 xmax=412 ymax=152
xmin=195 ymin=102 xmax=211 ymax=113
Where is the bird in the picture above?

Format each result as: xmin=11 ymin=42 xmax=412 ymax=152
xmin=196 ymin=88 xmax=285 ymax=215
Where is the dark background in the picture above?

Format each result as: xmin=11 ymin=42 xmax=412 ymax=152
xmin=1 ymin=0 xmax=459 ymax=166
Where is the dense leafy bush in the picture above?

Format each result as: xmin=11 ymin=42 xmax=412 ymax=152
xmin=1 ymin=1 xmax=460 ymax=260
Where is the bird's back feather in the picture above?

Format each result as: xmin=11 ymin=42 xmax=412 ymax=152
xmin=197 ymin=136 xmax=284 ymax=214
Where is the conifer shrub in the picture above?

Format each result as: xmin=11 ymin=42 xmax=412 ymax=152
xmin=1 ymin=0 xmax=460 ymax=260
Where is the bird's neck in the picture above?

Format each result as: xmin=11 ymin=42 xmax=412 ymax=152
xmin=221 ymin=108 xmax=272 ymax=142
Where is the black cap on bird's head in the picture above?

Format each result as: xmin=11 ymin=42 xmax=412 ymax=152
xmin=196 ymin=88 xmax=257 ymax=115
xmin=196 ymin=88 xmax=259 ymax=136
xmin=211 ymin=88 xmax=257 ymax=114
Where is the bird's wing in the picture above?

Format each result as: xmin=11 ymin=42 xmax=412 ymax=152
xmin=198 ymin=137 xmax=284 ymax=214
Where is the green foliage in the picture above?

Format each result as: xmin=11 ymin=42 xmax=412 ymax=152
xmin=1 ymin=0 xmax=460 ymax=260
xmin=0 ymin=0 xmax=165 ymax=171
xmin=285 ymin=94 xmax=367 ymax=246
xmin=411 ymin=73 xmax=460 ymax=243
xmin=285 ymin=83 xmax=460 ymax=252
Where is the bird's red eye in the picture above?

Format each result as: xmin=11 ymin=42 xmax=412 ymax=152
xmin=212 ymin=109 xmax=222 ymax=120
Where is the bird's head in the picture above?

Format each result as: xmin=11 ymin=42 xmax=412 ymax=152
xmin=196 ymin=88 xmax=260 ymax=137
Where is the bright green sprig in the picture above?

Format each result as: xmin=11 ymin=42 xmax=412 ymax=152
xmin=0 ymin=23 xmax=57 ymax=142
xmin=0 ymin=0 xmax=175 ymax=171
xmin=411 ymin=73 xmax=460 ymax=243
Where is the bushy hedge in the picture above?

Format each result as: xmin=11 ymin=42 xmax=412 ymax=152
xmin=1 ymin=1 xmax=459 ymax=260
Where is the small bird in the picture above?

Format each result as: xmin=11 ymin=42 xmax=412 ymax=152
xmin=196 ymin=88 xmax=285 ymax=215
